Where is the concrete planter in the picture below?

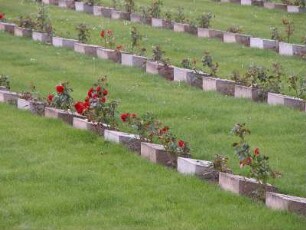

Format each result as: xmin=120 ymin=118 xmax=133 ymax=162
xmin=250 ymin=37 xmax=278 ymax=50
xmin=58 ymin=0 xmax=75 ymax=9
xmin=101 ymin=7 xmax=113 ymax=18
xmin=186 ymin=72 xmax=208 ymax=89
xmin=121 ymin=53 xmax=147 ymax=69
xmin=235 ymin=34 xmax=251 ymax=46
xmin=173 ymin=22 xmax=189 ymax=33
xmin=252 ymin=0 xmax=264 ymax=6
xmin=292 ymin=44 xmax=306 ymax=56
xmin=44 ymin=107 xmax=74 ymax=125
xmin=73 ymin=117 xmax=108 ymax=136
xmin=52 ymin=37 xmax=78 ymax=49
xmin=111 ymin=10 xmax=130 ymax=20
xmin=203 ymin=77 xmax=236 ymax=96
xmin=173 ymin=67 xmax=194 ymax=82
xmin=177 ymin=157 xmax=219 ymax=181
xmin=32 ymin=31 xmax=52 ymax=43
xmin=74 ymin=43 xmax=99 ymax=56
xmin=97 ymin=47 xmax=121 ymax=63
xmin=130 ymin=13 xmax=142 ymax=23
xmin=274 ymin=3 xmax=288 ymax=10
xmin=208 ymin=29 xmax=224 ymax=40
xmin=267 ymin=92 xmax=305 ymax=111
xmin=223 ymin=32 xmax=250 ymax=46
xmin=266 ymin=192 xmax=306 ymax=217
xmin=151 ymin=18 xmax=173 ymax=29
xmin=0 ymin=22 xmax=15 ymax=34
xmin=146 ymin=60 xmax=159 ymax=75
xmin=141 ymin=142 xmax=177 ymax=167
xmin=93 ymin=6 xmax=102 ymax=16
xmin=14 ymin=26 xmax=32 ymax=38
xmin=234 ymin=85 xmax=264 ymax=101
xmin=104 ymin=130 xmax=141 ymax=154
xmin=219 ymin=172 xmax=277 ymax=199
xmin=17 ymin=98 xmax=30 ymax=110
xmin=75 ymin=2 xmax=93 ymax=14
xmin=279 ymin=42 xmax=293 ymax=56
xmin=240 ymin=0 xmax=252 ymax=5
xmin=42 ymin=0 xmax=58 ymax=4
xmin=158 ymin=64 xmax=174 ymax=81
xmin=263 ymin=2 xmax=276 ymax=9
xmin=186 ymin=26 xmax=198 ymax=35
xmin=29 ymin=101 xmax=46 ymax=116
xmin=0 ymin=90 xmax=19 ymax=105
xmin=197 ymin=27 xmax=210 ymax=38
xmin=287 ymin=5 xmax=306 ymax=13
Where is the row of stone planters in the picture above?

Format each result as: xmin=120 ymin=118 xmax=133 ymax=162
xmin=220 ymin=0 xmax=306 ymax=13
xmin=43 ymin=0 xmax=306 ymax=59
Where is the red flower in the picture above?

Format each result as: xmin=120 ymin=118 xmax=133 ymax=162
xmin=84 ymin=101 xmax=90 ymax=109
xmin=74 ymin=102 xmax=86 ymax=114
xmin=120 ymin=113 xmax=130 ymax=122
xmin=87 ymin=88 xmax=94 ymax=98
xmin=254 ymin=148 xmax=260 ymax=156
xmin=0 ymin=13 xmax=5 ymax=20
xmin=159 ymin=126 xmax=169 ymax=135
xmin=93 ymin=94 xmax=98 ymax=99
xmin=178 ymin=140 xmax=185 ymax=148
xmin=240 ymin=157 xmax=252 ymax=168
xmin=100 ymin=30 xmax=105 ymax=38
xmin=85 ymin=96 xmax=90 ymax=102
xmin=102 ymin=89 xmax=108 ymax=96
xmin=101 ymin=97 xmax=106 ymax=103
xmin=47 ymin=94 xmax=54 ymax=102
xmin=96 ymin=86 xmax=101 ymax=92
xmin=56 ymin=85 xmax=64 ymax=94
xmin=131 ymin=113 xmax=137 ymax=118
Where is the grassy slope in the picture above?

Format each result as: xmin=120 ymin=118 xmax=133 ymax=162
xmin=1 ymin=104 xmax=306 ymax=229
xmin=1 ymin=0 xmax=306 ymax=92
xmin=0 ymin=31 xmax=306 ymax=198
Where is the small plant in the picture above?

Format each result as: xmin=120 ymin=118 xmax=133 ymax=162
xmin=164 ymin=10 xmax=172 ymax=21
xmin=282 ymin=17 xmax=295 ymax=43
xmin=130 ymin=26 xmax=142 ymax=52
xmin=152 ymin=45 xmax=165 ymax=62
xmin=47 ymin=82 xmax=73 ymax=110
xmin=84 ymin=0 xmax=95 ymax=6
xmin=270 ymin=27 xmax=282 ymax=41
xmin=120 ymin=112 xmax=162 ymax=142
xmin=302 ymin=35 xmax=306 ymax=45
xmin=75 ymin=76 xmax=119 ymax=129
xmin=149 ymin=0 xmax=163 ymax=18
xmin=112 ymin=0 xmax=118 ymax=9
xmin=100 ymin=29 xmax=115 ymax=48
xmin=231 ymin=123 xmax=279 ymax=200
xmin=20 ymin=83 xmax=41 ymax=101
xmin=287 ymin=74 xmax=306 ymax=99
xmin=76 ymin=23 xmax=90 ymax=43
xmin=15 ymin=16 xmax=35 ymax=29
xmin=0 ymin=74 xmax=10 ymax=90
xmin=124 ymin=0 xmax=135 ymax=14
xmin=0 ymin=12 xmax=5 ymax=21
xmin=227 ymin=25 xmax=243 ymax=34
xmin=174 ymin=6 xmax=185 ymax=23
xmin=201 ymin=51 xmax=219 ymax=76
xmin=282 ymin=0 xmax=305 ymax=7
xmin=34 ymin=3 xmax=52 ymax=34
xmin=213 ymin=154 xmax=231 ymax=173
xmin=198 ymin=12 xmax=213 ymax=29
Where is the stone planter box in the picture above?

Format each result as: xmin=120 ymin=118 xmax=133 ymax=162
xmin=279 ymin=42 xmax=293 ymax=56
xmin=52 ymin=37 xmax=78 ymax=49
xmin=266 ymin=192 xmax=306 ymax=216
xmin=101 ymin=7 xmax=113 ymax=18
xmin=141 ymin=142 xmax=177 ymax=167
xmin=234 ymin=85 xmax=264 ymax=101
xmin=268 ymin=92 xmax=305 ymax=111
xmin=42 ymin=0 xmax=58 ymax=4
xmin=0 ymin=22 xmax=15 ymax=34
xmin=287 ymin=5 xmax=306 ymax=13
xmin=208 ymin=29 xmax=224 ymax=40
xmin=197 ymin=27 xmax=210 ymax=38
xmin=173 ymin=22 xmax=189 ymax=33
xmin=219 ymin=172 xmax=277 ymax=198
xmin=14 ymin=26 xmax=32 ymax=38
xmin=223 ymin=32 xmax=250 ymax=46
xmin=274 ymin=3 xmax=288 ymax=10
xmin=0 ymin=90 xmax=19 ymax=105
xmin=17 ymin=98 xmax=30 ymax=110
xmin=73 ymin=117 xmax=108 ymax=136
xmin=32 ymin=31 xmax=52 ymax=43
xmin=74 ymin=43 xmax=99 ymax=57
xmin=146 ymin=60 xmax=159 ymax=75
xmin=130 ymin=13 xmax=142 ymax=23
xmin=186 ymin=26 xmax=198 ymax=35
xmin=240 ymin=0 xmax=252 ymax=5
xmin=158 ymin=64 xmax=174 ymax=81
xmin=250 ymin=37 xmax=278 ymax=50
xmin=186 ymin=72 xmax=206 ymax=89
xmin=58 ymin=0 xmax=75 ymax=9
xmin=17 ymin=99 xmax=46 ymax=115
xmin=173 ymin=67 xmax=193 ymax=82
xmin=104 ymin=130 xmax=141 ymax=154
xmin=151 ymin=18 xmax=173 ymax=29
xmin=44 ymin=107 xmax=75 ymax=125
xmin=111 ymin=10 xmax=130 ymax=20
xmin=75 ymin=2 xmax=93 ymax=14
xmin=203 ymin=77 xmax=236 ymax=96
xmin=97 ymin=47 xmax=121 ymax=63
xmin=121 ymin=53 xmax=147 ymax=69
xmin=93 ymin=6 xmax=102 ymax=16
xmin=252 ymin=0 xmax=264 ymax=7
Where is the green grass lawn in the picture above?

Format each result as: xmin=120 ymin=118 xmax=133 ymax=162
xmin=1 ymin=0 xmax=306 ymax=81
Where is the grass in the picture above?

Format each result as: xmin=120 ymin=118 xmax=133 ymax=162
xmin=1 ymin=103 xmax=306 ymax=229
xmin=0 ymin=31 xmax=306 ymax=199
xmin=1 ymin=0 xmax=306 ymax=85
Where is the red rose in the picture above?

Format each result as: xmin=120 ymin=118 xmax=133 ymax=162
xmin=96 ymin=86 xmax=101 ymax=92
xmin=85 ymin=96 xmax=90 ymax=102
xmin=87 ymin=88 xmax=94 ymax=98
xmin=74 ymin=102 xmax=85 ymax=114
xmin=102 ymin=89 xmax=108 ymax=96
xmin=0 ymin=13 xmax=5 ymax=20
xmin=120 ymin=113 xmax=130 ymax=122
xmin=178 ymin=140 xmax=185 ymax=148
xmin=56 ymin=85 xmax=64 ymax=94
xmin=254 ymin=147 xmax=260 ymax=156
xmin=240 ymin=157 xmax=252 ymax=168
xmin=93 ymin=94 xmax=98 ymax=99
xmin=84 ymin=101 xmax=90 ymax=108
xmin=101 ymin=97 xmax=106 ymax=103
xmin=100 ymin=30 xmax=105 ymax=38
xmin=47 ymin=94 xmax=54 ymax=102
